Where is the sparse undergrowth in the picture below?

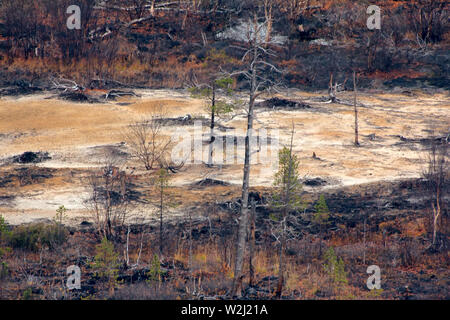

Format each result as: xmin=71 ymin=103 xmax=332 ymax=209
xmin=0 ymin=207 xmax=447 ymax=300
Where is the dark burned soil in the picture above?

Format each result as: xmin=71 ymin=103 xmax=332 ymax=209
xmin=0 ymin=176 xmax=448 ymax=300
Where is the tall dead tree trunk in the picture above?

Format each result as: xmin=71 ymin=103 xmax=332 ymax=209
xmin=232 ymin=84 xmax=256 ymax=296
xmin=354 ymin=71 xmax=359 ymax=146
xmin=328 ymin=73 xmax=337 ymax=102
xmin=275 ymin=217 xmax=287 ymax=298
xmin=248 ymin=200 xmax=256 ymax=287
xmin=423 ymin=136 xmax=447 ymax=250
xmin=208 ymin=81 xmax=216 ymax=166
xmin=432 ymin=187 xmax=441 ymax=247
xmin=264 ymin=0 xmax=273 ymax=44
xmin=230 ymin=15 xmax=282 ymax=297
xmin=159 ymin=180 xmax=163 ymax=256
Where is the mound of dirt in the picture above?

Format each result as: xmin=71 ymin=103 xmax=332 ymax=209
xmin=102 ymin=90 xmax=139 ymax=100
xmin=394 ymin=134 xmax=449 ymax=147
xmin=192 ymin=178 xmax=230 ymax=187
xmin=303 ymin=177 xmax=328 ymax=186
xmin=153 ymin=114 xmax=199 ymax=126
xmin=58 ymin=91 xmax=91 ymax=102
xmin=155 ymin=116 xmax=231 ymax=130
xmin=12 ymin=151 xmax=51 ymax=164
xmin=255 ymin=97 xmax=312 ymax=110
xmin=0 ymin=80 xmax=42 ymax=96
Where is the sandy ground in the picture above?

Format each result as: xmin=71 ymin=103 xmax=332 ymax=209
xmin=0 ymin=89 xmax=448 ymax=225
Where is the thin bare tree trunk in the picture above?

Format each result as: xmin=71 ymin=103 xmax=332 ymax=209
xmin=135 ymin=228 xmax=144 ymax=267
xmin=159 ymin=182 xmax=163 ymax=256
xmin=188 ymin=211 xmax=194 ymax=293
xmin=126 ymin=225 xmax=130 ymax=266
xmin=275 ymin=219 xmax=286 ymax=298
xmin=319 ymin=225 xmax=323 ymax=256
xmin=231 ymin=73 xmax=256 ymax=296
xmin=230 ymin=14 xmax=279 ymax=297
xmin=264 ymin=0 xmax=273 ymax=44
xmin=329 ymin=73 xmax=336 ymax=102
xmin=231 ymin=97 xmax=254 ymax=296
xmin=432 ymin=188 xmax=441 ymax=246
xmin=354 ymin=71 xmax=359 ymax=146
xmin=363 ymin=217 xmax=366 ymax=265
xmin=249 ymin=200 xmax=256 ymax=287
xmin=150 ymin=0 xmax=155 ymax=16
xmin=208 ymin=81 xmax=216 ymax=166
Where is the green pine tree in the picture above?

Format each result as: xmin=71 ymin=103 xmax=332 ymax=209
xmin=271 ymin=131 xmax=304 ymax=298
xmin=323 ymin=247 xmax=348 ymax=297
xmin=155 ymin=168 xmax=170 ymax=256
xmin=53 ymin=205 xmax=68 ymax=243
xmin=0 ymin=215 xmax=11 ymax=279
xmin=92 ymin=236 xmax=120 ymax=295
xmin=313 ymin=194 xmax=330 ymax=225
xmin=188 ymin=49 xmax=237 ymax=166
xmin=313 ymin=194 xmax=330 ymax=255
xmin=147 ymin=254 xmax=162 ymax=283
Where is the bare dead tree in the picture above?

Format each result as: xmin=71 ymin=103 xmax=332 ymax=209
xmin=228 ymin=14 xmax=283 ymax=297
xmin=43 ymin=0 xmax=101 ymax=61
xmin=275 ymin=0 xmax=322 ymax=24
xmin=188 ymin=50 xmax=236 ymax=167
xmin=248 ymin=199 xmax=257 ymax=287
xmin=353 ymin=71 xmax=359 ymax=146
xmin=264 ymin=0 xmax=274 ymax=44
xmin=85 ymin=150 xmax=132 ymax=240
xmin=0 ymin=0 xmax=40 ymax=59
xmin=124 ymin=106 xmax=172 ymax=171
xmin=124 ymin=216 xmax=147 ymax=269
xmin=408 ymin=0 xmax=448 ymax=46
xmin=328 ymin=73 xmax=337 ymax=103
xmin=49 ymin=76 xmax=84 ymax=92
xmin=422 ymin=131 xmax=448 ymax=251
xmin=107 ymin=0 xmax=150 ymax=21
xmin=96 ymin=0 xmax=237 ymax=30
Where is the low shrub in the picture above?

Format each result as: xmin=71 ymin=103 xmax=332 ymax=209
xmin=7 ymin=223 xmax=68 ymax=252
xmin=0 ymin=261 xmax=8 ymax=279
